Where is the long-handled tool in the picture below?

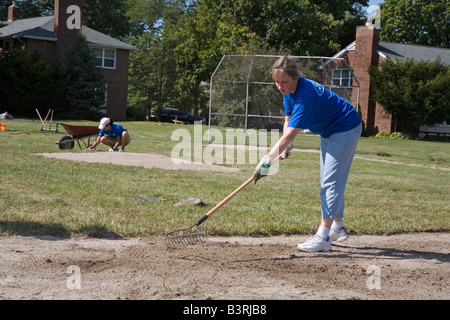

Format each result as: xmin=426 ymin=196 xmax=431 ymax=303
xmin=164 ymin=143 xmax=294 ymax=248
xmin=165 ymin=175 xmax=256 ymax=247
xmin=36 ymin=109 xmax=56 ymax=132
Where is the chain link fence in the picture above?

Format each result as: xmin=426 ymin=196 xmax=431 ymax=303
xmin=207 ymin=55 xmax=359 ymax=142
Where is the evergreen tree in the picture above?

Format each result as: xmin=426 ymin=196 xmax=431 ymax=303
xmin=57 ymin=33 xmax=105 ymax=119
xmin=0 ymin=49 xmax=62 ymax=116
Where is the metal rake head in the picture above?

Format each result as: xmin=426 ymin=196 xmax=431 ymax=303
xmin=164 ymin=227 xmax=208 ymax=248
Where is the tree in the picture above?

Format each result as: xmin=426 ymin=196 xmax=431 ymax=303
xmin=1 ymin=0 xmax=58 ymax=20
xmin=127 ymin=0 xmax=186 ymax=118
xmin=172 ymin=1 xmax=261 ymax=113
xmin=126 ymin=0 xmax=188 ymax=35
xmin=0 ymin=48 xmax=63 ymax=116
xmin=381 ymin=0 xmax=450 ymax=48
xmin=57 ymin=33 xmax=105 ymax=119
xmin=128 ymin=32 xmax=177 ymax=120
xmin=83 ymin=0 xmax=131 ymax=40
xmin=369 ymin=58 xmax=449 ymax=133
xmin=0 ymin=0 xmax=10 ymax=20
xmin=230 ymin=0 xmax=369 ymax=56
xmin=0 ymin=1 xmax=133 ymax=40
xmin=170 ymin=0 xmax=369 ymax=114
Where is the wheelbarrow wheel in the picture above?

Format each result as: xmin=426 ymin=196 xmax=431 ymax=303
xmin=58 ymin=136 xmax=75 ymax=150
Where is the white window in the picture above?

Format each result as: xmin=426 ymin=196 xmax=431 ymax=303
xmin=331 ymin=69 xmax=353 ymax=87
xmin=93 ymin=48 xmax=116 ymax=69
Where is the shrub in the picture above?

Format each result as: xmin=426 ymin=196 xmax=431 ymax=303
xmin=375 ymin=132 xmax=412 ymax=139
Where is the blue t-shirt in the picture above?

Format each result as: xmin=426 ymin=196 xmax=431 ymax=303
xmin=284 ymin=77 xmax=361 ymax=138
xmin=99 ymin=123 xmax=127 ymax=138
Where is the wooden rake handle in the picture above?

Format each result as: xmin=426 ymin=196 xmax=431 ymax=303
xmin=194 ymin=175 xmax=256 ymax=226
xmin=194 ymin=146 xmax=291 ymax=227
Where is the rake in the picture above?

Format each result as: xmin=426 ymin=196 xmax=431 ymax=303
xmin=165 ymin=175 xmax=255 ymax=248
xmin=165 ymin=144 xmax=294 ymax=248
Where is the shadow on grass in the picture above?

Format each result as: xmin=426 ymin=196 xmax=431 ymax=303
xmin=0 ymin=221 xmax=123 ymax=240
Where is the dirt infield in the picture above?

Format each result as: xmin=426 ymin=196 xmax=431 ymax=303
xmin=0 ymin=233 xmax=448 ymax=300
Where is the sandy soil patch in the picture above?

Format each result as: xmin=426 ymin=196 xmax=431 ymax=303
xmin=37 ymin=152 xmax=239 ymax=172
xmin=0 ymin=233 xmax=448 ymax=300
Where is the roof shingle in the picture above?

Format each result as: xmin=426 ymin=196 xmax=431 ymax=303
xmin=0 ymin=16 xmax=136 ymax=51
xmin=378 ymin=41 xmax=450 ymax=64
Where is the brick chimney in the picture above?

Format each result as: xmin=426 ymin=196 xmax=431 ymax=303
xmin=54 ymin=0 xmax=83 ymax=53
xmin=8 ymin=1 xmax=20 ymax=21
xmin=353 ymin=25 xmax=380 ymax=135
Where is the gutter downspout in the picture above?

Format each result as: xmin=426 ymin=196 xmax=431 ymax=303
xmin=14 ymin=36 xmax=26 ymax=50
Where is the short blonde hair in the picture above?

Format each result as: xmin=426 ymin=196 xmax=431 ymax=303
xmin=271 ymin=56 xmax=303 ymax=80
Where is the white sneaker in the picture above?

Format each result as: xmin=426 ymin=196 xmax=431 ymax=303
xmin=297 ymin=234 xmax=332 ymax=252
xmin=329 ymin=227 xmax=349 ymax=242
xmin=119 ymin=148 xmax=124 ymax=152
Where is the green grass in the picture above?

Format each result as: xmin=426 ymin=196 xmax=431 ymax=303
xmin=0 ymin=119 xmax=449 ymax=238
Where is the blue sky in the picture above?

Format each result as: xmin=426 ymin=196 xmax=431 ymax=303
xmin=368 ymin=0 xmax=384 ymax=6
xmin=364 ymin=0 xmax=384 ymax=18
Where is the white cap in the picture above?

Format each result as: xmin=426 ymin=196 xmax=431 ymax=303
xmin=98 ymin=117 xmax=110 ymax=129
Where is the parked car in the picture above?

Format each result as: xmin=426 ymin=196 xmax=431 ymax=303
xmin=161 ymin=108 xmax=205 ymax=124
xmin=248 ymin=117 xmax=284 ymax=131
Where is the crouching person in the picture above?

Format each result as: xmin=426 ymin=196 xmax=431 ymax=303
xmin=89 ymin=117 xmax=131 ymax=152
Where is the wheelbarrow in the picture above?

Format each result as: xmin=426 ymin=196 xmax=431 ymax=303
xmin=56 ymin=122 xmax=100 ymax=150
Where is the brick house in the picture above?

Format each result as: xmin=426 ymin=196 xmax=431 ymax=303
xmin=0 ymin=0 xmax=137 ymax=121
xmin=328 ymin=24 xmax=450 ymax=136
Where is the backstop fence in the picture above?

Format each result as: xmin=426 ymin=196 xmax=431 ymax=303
xmin=207 ymin=55 xmax=360 ymax=143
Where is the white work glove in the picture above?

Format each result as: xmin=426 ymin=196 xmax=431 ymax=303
xmin=253 ymin=155 xmax=272 ymax=183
